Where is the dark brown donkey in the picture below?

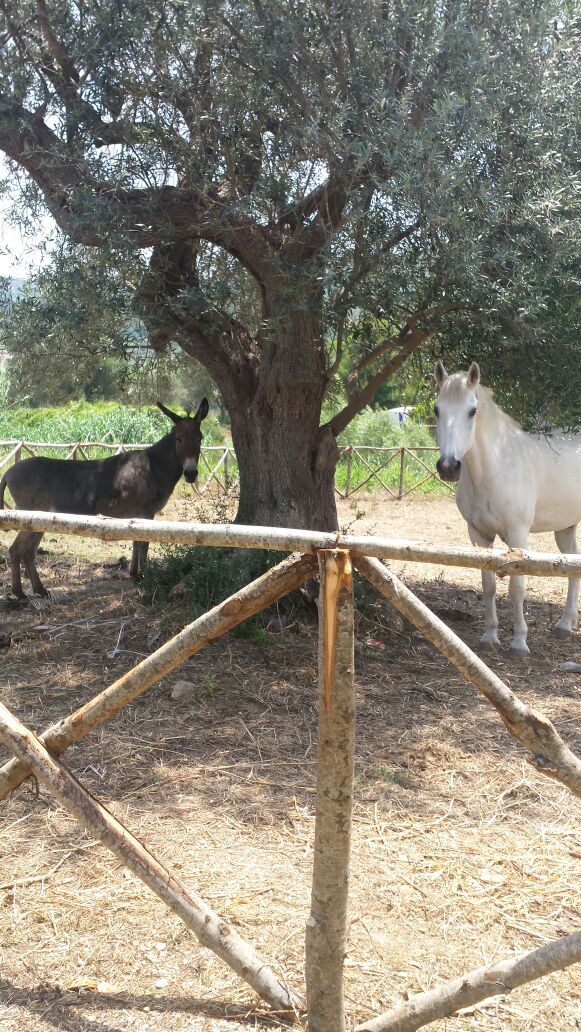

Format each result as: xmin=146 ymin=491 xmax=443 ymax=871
xmin=0 ymin=399 xmax=209 ymax=599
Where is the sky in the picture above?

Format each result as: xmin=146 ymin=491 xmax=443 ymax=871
xmin=0 ymin=211 xmax=49 ymax=279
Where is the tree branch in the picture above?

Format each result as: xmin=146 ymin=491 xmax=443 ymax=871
xmin=0 ymin=99 xmax=271 ymax=280
xmin=348 ymin=300 xmax=454 ymax=380
xmin=328 ymin=303 xmax=456 ymax=436
xmin=134 ymin=241 xmax=258 ymax=397
xmin=356 ymin=930 xmax=581 ymax=1032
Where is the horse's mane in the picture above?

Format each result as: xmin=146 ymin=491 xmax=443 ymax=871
xmin=477 ymin=383 xmax=523 ymax=433
xmin=444 ymin=372 xmax=523 ymax=433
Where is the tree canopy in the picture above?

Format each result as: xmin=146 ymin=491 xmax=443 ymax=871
xmin=0 ymin=0 xmax=579 ymax=525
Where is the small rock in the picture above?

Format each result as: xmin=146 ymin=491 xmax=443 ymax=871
xmin=170 ymin=679 xmax=198 ymax=702
xmin=560 ymin=661 xmax=581 ymax=673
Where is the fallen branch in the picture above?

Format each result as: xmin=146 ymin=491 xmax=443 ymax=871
xmin=353 ymin=555 xmax=581 ymax=797
xmin=0 ymin=701 xmax=302 ymax=1017
xmin=0 ymin=552 xmax=318 ymax=800
xmin=356 ymin=930 xmax=581 ymax=1031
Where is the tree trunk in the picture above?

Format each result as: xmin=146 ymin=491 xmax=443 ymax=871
xmin=221 ymin=293 xmax=340 ymax=531
xmin=231 ymin=414 xmax=339 ymax=530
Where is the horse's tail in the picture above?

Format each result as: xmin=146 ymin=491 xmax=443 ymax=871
xmin=0 ymin=471 xmax=8 ymax=510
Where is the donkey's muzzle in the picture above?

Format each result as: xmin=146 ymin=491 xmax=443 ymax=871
xmin=436 ymin=457 xmax=461 ymax=482
xmin=183 ymin=467 xmax=198 ymax=484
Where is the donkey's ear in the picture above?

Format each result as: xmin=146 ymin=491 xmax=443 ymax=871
xmin=157 ymin=402 xmax=181 ymax=424
xmin=195 ymin=398 xmax=209 ymax=422
xmin=434 ymin=360 xmax=448 ymax=387
xmin=466 ymin=362 xmax=480 ymax=388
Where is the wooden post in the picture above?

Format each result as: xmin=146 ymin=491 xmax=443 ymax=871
xmin=398 ymin=448 xmax=405 ymax=499
xmin=0 ymin=702 xmax=302 ymax=1017
xmin=305 ymin=549 xmax=355 ymax=1032
xmin=223 ymin=448 xmax=229 ymax=492
xmin=0 ymin=552 xmax=318 ymax=800
xmin=345 ymin=446 xmax=353 ymax=498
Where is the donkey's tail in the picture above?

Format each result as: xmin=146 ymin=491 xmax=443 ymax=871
xmin=0 ymin=472 xmax=8 ymax=510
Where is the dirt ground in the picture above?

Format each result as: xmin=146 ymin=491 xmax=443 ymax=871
xmin=0 ymin=493 xmax=579 ymax=1032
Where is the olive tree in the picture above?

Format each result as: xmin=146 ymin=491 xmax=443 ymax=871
xmin=0 ymin=0 xmax=578 ymax=527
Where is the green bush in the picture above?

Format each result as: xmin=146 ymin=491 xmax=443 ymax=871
xmin=141 ymin=544 xmax=289 ymax=639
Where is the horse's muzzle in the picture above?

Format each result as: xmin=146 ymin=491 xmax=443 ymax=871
xmin=183 ymin=468 xmax=198 ymax=484
xmin=436 ymin=457 xmax=461 ymax=482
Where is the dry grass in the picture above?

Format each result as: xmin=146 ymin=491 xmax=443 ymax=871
xmin=0 ymin=494 xmax=580 ymax=1032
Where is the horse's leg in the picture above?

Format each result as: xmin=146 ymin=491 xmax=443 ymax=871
xmin=505 ymin=528 xmax=530 ymax=658
xmin=10 ymin=531 xmax=49 ymax=598
xmin=468 ymin=524 xmax=500 ymax=650
xmin=553 ymin=525 xmax=579 ymax=638
xmin=130 ymin=540 xmax=149 ymax=580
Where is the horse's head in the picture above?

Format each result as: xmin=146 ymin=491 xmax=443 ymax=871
xmin=157 ymin=398 xmax=209 ymax=483
xmin=433 ymin=361 xmax=480 ymax=482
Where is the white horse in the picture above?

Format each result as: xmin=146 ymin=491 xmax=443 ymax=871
xmin=434 ymin=361 xmax=581 ymax=657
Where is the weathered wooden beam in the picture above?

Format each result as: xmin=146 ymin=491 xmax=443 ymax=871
xmin=354 ymin=554 xmax=581 ymax=797
xmin=0 ymin=701 xmax=302 ymax=1017
xmin=0 ymin=552 xmax=318 ymax=800
xmin=356 ymin=930 xmax=581 ymax=1032
xmin=2 ymin=509 xmax=581 ymax=576
xmin=305 ymin=550 xmax=355 ymax=1032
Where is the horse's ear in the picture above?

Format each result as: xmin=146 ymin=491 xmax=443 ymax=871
xmin=157 ymin=402 xmax=180 ymax=424
xmin=467 ymin=362 xmax=480 ymax=388
xmin=195 ymin=398 xmax=209 ymax=422
xmin=434 ymin=360 xmax=448 ymax=387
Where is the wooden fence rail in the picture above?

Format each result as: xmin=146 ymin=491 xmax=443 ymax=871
xmin=0 ymin=439 xmax=449 ymax=499
xmin=1 ymin=510 xmax=579 ymax=1029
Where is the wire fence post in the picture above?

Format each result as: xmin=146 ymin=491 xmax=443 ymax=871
xmin=398 ymin=447 xmax=405 ymax=499
xmin=345 ymin=446 xmax=353 ymax=497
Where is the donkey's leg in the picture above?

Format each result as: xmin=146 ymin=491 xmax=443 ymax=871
xmin=468 ymin=524 xmax=500 ymax=650
xmin=553 ymin=525 xmax=579 ymax=638
xmin=130 ymin=540 xmax=149 ymax=580
xmin=504 ymin=528 xmax=530 ymax=658
xmin=10 ymin=532 xmax=48 ymax=598
xmin=8 ymin=533 xmax=27 ymax=599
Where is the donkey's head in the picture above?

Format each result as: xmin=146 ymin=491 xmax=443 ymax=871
xmin=433 ymin=361 xmax=480 ymax=482
xmin=157 ymin=398 xmax=209 ymax=483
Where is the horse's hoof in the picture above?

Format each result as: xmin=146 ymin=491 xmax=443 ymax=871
xmin=552 ymin=625 xmax=573 ymax=640
xmin=506 ymin=644 xmax=531 ymax=659
xmin=478 ymin=637 xmax=501 ymax=652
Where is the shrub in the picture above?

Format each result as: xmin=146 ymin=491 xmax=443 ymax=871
xmin=140 ymin=544 xmax=289 ymax=639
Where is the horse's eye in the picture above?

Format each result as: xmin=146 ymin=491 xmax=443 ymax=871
xmin=468 ymin=407 xmax=477 ymax=418
xmin=434 ymin=405 xmax=439 ymax=418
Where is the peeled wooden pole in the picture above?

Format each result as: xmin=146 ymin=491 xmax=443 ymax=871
xmin=0 ymin=702 xmax=301 ymax=1016
xmin=354 ymin=554 xmax=581 ymax=797
xmin=3 ymin=509 xmax=581 ymax=577
xmin=305 ymin=550 xmax=355 ymax=1032
xmin=356 ymin=930 xmax=581 ymax=1032
xmin=0 ymin=552 xmax=318 ymax=800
